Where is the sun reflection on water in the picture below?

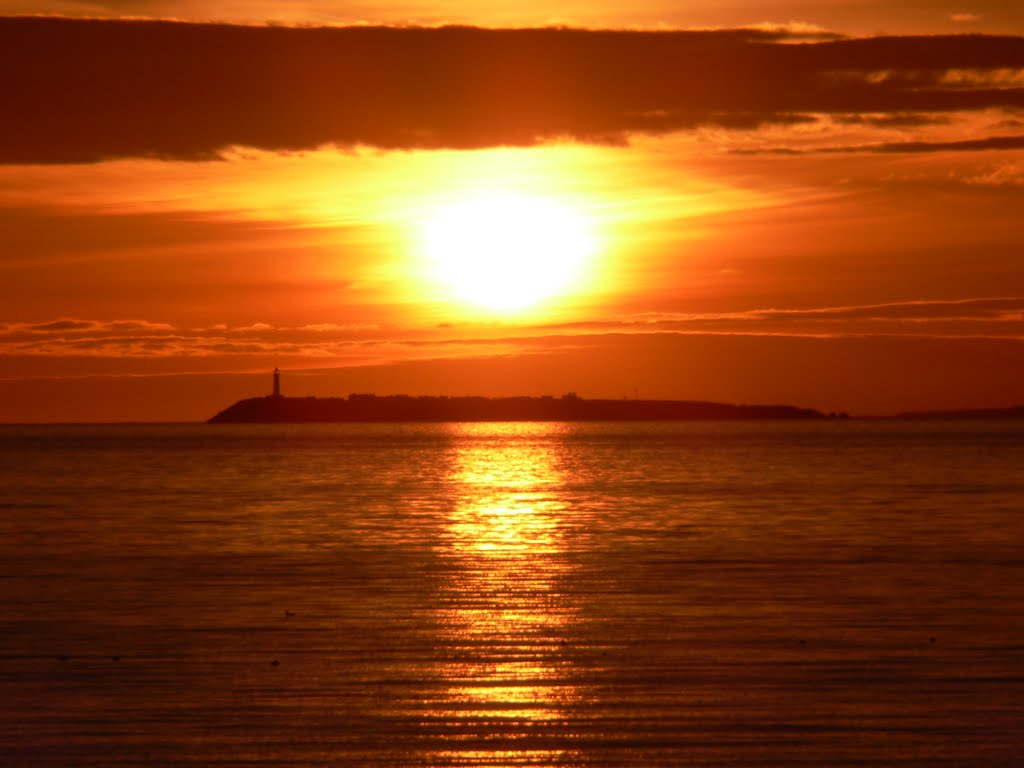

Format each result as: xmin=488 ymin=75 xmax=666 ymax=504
xmin=425 ymin=423 xmax=585 ymax=764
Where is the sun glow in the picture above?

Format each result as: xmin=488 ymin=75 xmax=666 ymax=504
xmin=423 ymin=192 xmax=597 ymax=312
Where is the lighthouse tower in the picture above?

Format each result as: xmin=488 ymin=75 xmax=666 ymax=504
xmin=272 ymin=368 xmax=281 ymax=398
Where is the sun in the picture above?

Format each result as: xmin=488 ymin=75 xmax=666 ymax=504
xmin=423 ymin=192 xmax=597 ymax=312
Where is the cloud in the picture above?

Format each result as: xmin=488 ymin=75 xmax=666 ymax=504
xmin=2 ymin=318 xmax=178 ymax=344
xmin=735 ymin=134 xmax=1024 ymax=155
xmin=658 ymin=298 xmax=1024 ymax=337
xmin=743 ymin=21 xmax=842 ymax=41
xmin=964 ymin=161 xmax=1024 ymax=185
xmin=27 ymin=319 xmax=98 ymax=332
xmin=2 ymin=18 xmax=1024 ymax=163
xmin=833 ymin=112 xmax=950 ymax=128
xmin=300 ymin=323 xmax=381 ymax=332
xmin=528 ymin=298 xmax=1024 ymax=341
xmin=5 ymin=300 xmax=1020 ymax=367
xmin=0 ymin=317 xmax=510 ymax=361
xmin=707 ymin=297 xmax=1024 ymax=322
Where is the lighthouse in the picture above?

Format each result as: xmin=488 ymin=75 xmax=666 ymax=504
xmin=272 ymin=368 xmax=281 ymax=398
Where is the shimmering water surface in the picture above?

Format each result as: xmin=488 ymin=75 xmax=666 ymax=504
xmin=1 ymin=421 xmax=1022 ymax=766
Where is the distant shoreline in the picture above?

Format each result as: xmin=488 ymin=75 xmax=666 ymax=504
xmin=884 ymin=405 xmax=1024 ymax=420
xmin=206 ymin=393 xmax=1024 ymax=425
xmin=208 ymin=393 xmax=843 ymax=423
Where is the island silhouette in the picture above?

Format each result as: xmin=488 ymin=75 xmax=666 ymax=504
xmin=208 ymin=370 xmax=842 ymax=423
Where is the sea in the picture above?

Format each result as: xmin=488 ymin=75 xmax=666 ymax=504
xmin=0 ymin=420 xmax=1022 ymax=767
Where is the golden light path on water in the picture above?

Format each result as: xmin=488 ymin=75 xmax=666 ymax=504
xmin=426 ymin=423 xmax=586 ymax=766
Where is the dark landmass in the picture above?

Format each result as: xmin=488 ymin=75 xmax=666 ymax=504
xmin=208 ymin=393 xmax=837 ymax=423
xmin=888 ymin=405 xmax=1024 ymax=420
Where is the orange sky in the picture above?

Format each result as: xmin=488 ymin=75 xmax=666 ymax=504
xmin=1 ymin=5 xmax=1023 ymax=421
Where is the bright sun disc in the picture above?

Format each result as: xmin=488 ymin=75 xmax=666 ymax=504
xmin=424 ymin=193 xmax=596 ymax=311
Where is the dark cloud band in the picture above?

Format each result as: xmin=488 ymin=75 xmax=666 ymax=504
xmin=736 ymin=134 xmax=1024 ymax=154
xmin=2 ymin=18 xmax=1024 ymax=163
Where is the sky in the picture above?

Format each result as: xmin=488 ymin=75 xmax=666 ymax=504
xmin=1 ymin=2 xmax=1023 ymax=421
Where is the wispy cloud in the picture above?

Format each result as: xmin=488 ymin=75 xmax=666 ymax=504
xmin=503 ymin=297 xmax=1024 ymax=344
xmin=16 ymin=319 xmax=176 ymax=335
xmin=832 ymin=112 xmax=950 ymax=128
xmin=735 ymin=134 xmax=1024 ymax=155
xmin=2 ymin=18 xmax=1024 ymax=163
xmin=644 ymin=297 xmax=1024 ymax=322
xmin=4 ymin=300 xmax=1021 ymax=367
xmin=964 ymin=161 xmax=1024 ymax=185
xmin=0 ymin=318 xmax=559 ymax=366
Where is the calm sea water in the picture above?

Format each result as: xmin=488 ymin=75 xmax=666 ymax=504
xmin=1 ymin=421 xmax=1022 ymax=767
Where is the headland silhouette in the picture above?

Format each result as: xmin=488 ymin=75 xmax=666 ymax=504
xmin=208 ymin=370 xmax=841 ymax=423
